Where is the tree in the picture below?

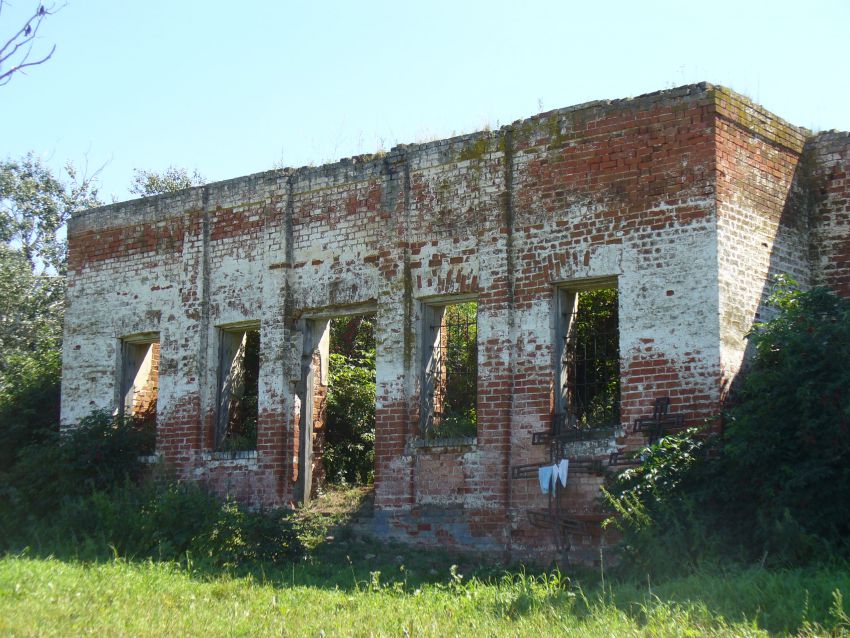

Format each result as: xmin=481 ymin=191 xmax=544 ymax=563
xmin=0 ymin=153 xmax=100 ymax=388
xmin=0 ymin=153 xmax=100 ymax=275
xmin=0 ymin=245 xmax=63 ymax=371
xmin=0 ymin=2 xmax=58 ymax=87
xmin=129 ymin=166 xmax=205 ymax=197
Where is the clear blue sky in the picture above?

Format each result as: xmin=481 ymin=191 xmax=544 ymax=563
xmin=2 ymin=0 xmax=849 ymax=202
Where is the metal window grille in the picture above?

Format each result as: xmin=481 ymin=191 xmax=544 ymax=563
xmin=561 ymin=289 xmax=620 ymax=432
xmin=424 ymin=301 xmax=478 ymax=438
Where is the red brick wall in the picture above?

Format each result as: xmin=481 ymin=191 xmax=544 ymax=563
xmin=713 ymin=87 xmax=810 ymax=397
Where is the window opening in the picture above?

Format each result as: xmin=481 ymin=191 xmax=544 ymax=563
xmin=557 ymin=287 xmax=619 ymax=436
xmin=216 ymin=327 xmax=260 ymax=451
xmin=423 ymin=300 xmax=478 ymax=439
xmin=119 ymin=337 xmax=159 ymax=455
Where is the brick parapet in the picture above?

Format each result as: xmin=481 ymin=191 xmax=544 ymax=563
xmin=713 ymin=86 xmax=808 ymax=153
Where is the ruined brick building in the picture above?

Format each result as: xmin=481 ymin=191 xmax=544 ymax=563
xmin=61 ymin=83 xmax=850 ymax=561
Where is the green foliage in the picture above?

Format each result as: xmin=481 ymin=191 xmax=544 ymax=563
xmin=2 ymin=556 xmax=850 ymax=636
xmin=129 ymin=166 xmax=205 ymax=197
xmin=0 ymin=247 xmax=64 ymax=380
xmin=0 ymin=153 xmax=100 ymax=275
xmin=0 ymin=346 xmax=61 ymax=472
xmin=0 ymin=154 xmax=99 ymax=461
xmin=2 ymin=480 xmax=303 ymax=569
xmin=0 ymin=407 xmax=302 ymax=568
xmin=1 ymin=410 xmax=155 ymax=516
xmin=431 ymin=411 xmax=477 ymax=439
xmin=720 ymin=277 xmax=850 ymax=555
xmin=604 ymin=279 xmax=850 ymax=572
xmin=603 ymin=429 xmax=724 ymax=576
xmin=329 ymin=314 xmax=375 ymax=358
xmin=569 ymin=288 xmax=619 ymax=430
xmin=324 ymin=316 xmax=376 ymax=485
xmin=0 ymin=154 xmax=99 ymax=393
xmin=439 ymin=301 xmax=478 ymax=436
xmin=191 ymin=500 xmax=302 ymax=567
xmin=606 ymin=429 xmax=706 ymax=513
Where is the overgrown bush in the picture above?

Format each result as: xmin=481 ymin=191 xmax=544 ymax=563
xmin=0 ymin=347 xmax=61 ymax=473
xmin=1 ymin=406 xmax=303 ymax=568
xmin=33 ymin=482 xmax=304 ymax=567
xmin=721 ymin=279 xmax=850 ymax=558
xmin=603 ymin=429 xmax=728 ymax=576
xmin=1 ymin=479 xmax=304 ymax=568
xmin=605 ymin=280 xmax=850 ymax=572
xmin=1 ymin=410 xmax=154 ymax=516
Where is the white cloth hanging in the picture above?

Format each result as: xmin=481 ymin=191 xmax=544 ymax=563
xmin=557 ymin=459 xmax=569 ymax=487
xmin=538 ymin=465 xmax=554 ymax=494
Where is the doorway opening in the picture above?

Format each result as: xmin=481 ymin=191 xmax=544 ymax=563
xmin=323 ymin=314 xmax=376 ymax=486
xmin=299 ymin=312 xmax=376 ymax=503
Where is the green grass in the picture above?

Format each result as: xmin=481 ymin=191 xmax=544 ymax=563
xmin=1 ymin=486 xmax=849 ymax=636
xmin=1 ymin=554 xmax=848 ymax=637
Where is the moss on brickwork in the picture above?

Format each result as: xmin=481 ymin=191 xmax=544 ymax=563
xmin=712 ymin=86 xmax=808 ymax=153
xmin=563 ymin=109 xmax=587 ymax=136
xmin=500 ymin=118 xmax=537 ymax=153
xmin=457 ymin=137 xmax=489 ymax=162
xmin=546 ymin=114 xmax=566 ymax=149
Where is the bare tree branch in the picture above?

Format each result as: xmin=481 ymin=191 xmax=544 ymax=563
xmin=0 ymin=3 xmax=59 ymax=87
xmin=0 ymin=44 xmax=55 ymax=85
